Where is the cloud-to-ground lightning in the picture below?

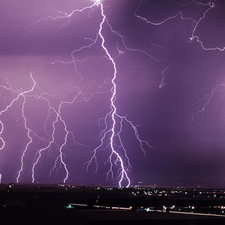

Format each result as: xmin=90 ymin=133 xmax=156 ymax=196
xmin=0 ymin=0 xmax=155 ymax=186
xmin=83 ymin=2 xmax=133 ymax=186
xmin=83 ymin=2 xmax=155 ymax=187
xmin=0 ymin=2 xmax=102 ymax=184
xmin=0 ymin=73 xmax=36 ymax=181
xmin=1 ymin=0 xmax=225 ymax=188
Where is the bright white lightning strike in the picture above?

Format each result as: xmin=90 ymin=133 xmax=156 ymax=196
xmin=0 ymin=0 xmax=154 ymax=186
xmin=84 ymin=2 xmax=153 ymax=188
xmin=94 ymin=0 xmax=101 ymax=4
xmin=0 ymin=0 xmax=224 ymax=188
xmin=0 ymin=72 xmax=36 ymax=182
xmin=0 ymin=121 xmax=5 ymax=151
xmin=98 ymin=3 xmax=130 ymax=187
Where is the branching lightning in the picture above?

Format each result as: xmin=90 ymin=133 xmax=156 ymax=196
xmin=0 ymin=73 xmax=36 ymax=181
xmin=0 ymin=0 xmax=155 ymax=186
xmin=84 ymin=2 xmax=153 ymax=187
xmin=1 ymin=0 xmax=224 ymax=187
xmin=135 ymin=0 xmax=225 ymax=125
xmin=184 ymin=83 xmax=225 ymax=123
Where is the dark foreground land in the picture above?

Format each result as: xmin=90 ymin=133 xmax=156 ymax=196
xmin=1 ymin=184 xmax=225 ymax=224
xmin=2 ymin=208 xmax=225 ymax=225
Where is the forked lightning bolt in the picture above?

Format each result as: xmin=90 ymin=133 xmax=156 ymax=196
xmin=82 ymin=2 xmax=154 ymax=187
xmin=184 ymin=83 xmax=225 ymax=123
xmin=135 ymin=0 xmax=225 ymax=89
xmin=17 ymin=1 xmax=154 ymax=187
xmin=0 ymin=73 xmax=36 ymax=182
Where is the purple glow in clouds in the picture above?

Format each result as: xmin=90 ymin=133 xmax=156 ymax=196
xmin=0 ymin=0 xmax=225 ymax=187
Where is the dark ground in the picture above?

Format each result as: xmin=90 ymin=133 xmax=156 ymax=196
xmin=2 ymin=208 xmax=225 ymax=225
xmin=1 ymin=184 xmax=225 ymax=224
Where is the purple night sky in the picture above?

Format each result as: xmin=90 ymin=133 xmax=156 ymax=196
xmin=0 ymin=0 xmax=225 ymax=187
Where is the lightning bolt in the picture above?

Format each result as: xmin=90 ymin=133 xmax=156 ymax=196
xmin=30 ymin=1 xmax=154 ymax=187
xmin=0 ymin=70 xmax=85 ymax=183
xmin=10 ymin=2 xmax=101 ymax=184
xmin=186 ymin=1 xmax=224 ymax=51
xmin=83 ymin=2 xmax=154 ymax=188
xmin=0 ymin=121 xmax=5 ymax=151
xmin=2 ymin=0 xmax=223 ymax=187
xmin=134 ymin=0 xmax=197 ymax=26
xmin=0 ymin=72 xmax=36 ymax=182
xmin=1 ymin=0 xmax=155 ymax=186
xmin=134 ymin=0 xmax=225 ymax=90
xmin=184 ymin=83 xmax=225 ymax=123
xmin=188 ymin=1 xmax=225 ymax=51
